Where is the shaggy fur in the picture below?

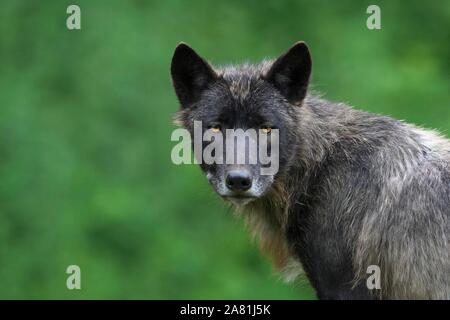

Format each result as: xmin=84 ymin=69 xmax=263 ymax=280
xmin=170 ymin=42 xmax=450 ymax=299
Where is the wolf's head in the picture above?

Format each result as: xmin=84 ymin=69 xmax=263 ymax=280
xmin=171 ymin=42 xmax=312 ymax=206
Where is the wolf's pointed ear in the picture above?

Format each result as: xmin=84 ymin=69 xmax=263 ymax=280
xmin=171 ymin=43 xmax=217 ymax=107
xmin=265 ymin=42 xmax=312 ymax=104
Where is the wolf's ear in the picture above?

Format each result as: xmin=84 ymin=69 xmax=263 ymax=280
xmin=171 ymin=43 xmax=217 ymax=107
xmin=265 ymin=42 xmax=312 ymax=104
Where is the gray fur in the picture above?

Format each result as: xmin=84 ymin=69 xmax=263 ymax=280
xmin=293 ymin=96 xmax=450 ymax=299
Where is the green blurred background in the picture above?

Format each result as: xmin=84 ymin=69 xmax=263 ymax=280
xmin=0 ymin=0 xmax=448 ymax=299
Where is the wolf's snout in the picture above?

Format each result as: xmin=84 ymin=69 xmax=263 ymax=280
xmin=225 ymin=170 xmax=252 ymax=192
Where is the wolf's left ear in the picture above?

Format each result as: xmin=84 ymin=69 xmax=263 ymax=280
xmin=171 ymin=43 xmax=217 ymax=107
xmin=265 ymin=42 xmax=312 ymax=104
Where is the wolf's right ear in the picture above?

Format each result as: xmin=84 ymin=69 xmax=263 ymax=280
xmin=265 ymin=42 xmax=312 ymax=104
xmin=171 ymin=43 xmax=217 ymax=107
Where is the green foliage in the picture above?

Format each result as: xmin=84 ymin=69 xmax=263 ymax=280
xmin=0 ymin=0 xmax=448 ymax=299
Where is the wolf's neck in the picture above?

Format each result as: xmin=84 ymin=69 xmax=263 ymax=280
xmin=271 ymin=95 xmax=350 ymax=201
xmin=296 ymin=95 xmax=354 ymax=166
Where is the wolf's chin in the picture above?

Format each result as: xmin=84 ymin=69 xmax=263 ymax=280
xmin=224 ymin=196 xmax=256 ymax=207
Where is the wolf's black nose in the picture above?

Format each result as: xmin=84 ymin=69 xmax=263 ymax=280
xmin=226 ymin=170 xmax=252 ymax=191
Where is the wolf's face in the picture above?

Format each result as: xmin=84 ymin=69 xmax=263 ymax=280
xmin=171 ymin=42 xmax=311 ymax=206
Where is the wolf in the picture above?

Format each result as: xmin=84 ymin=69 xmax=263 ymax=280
xmin=170 ymin=41 xmax=450 ymax=299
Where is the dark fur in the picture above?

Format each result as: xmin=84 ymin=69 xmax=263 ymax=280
xmin=170 ymin=42 xmax=450 ymax=299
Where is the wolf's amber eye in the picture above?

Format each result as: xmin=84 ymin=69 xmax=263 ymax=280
xmin=208 ymin=124 xmax=221 ymax=133
xmin=261 ymin=126 xmax=272 ymax=134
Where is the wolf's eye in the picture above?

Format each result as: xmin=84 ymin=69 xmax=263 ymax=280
xmin=260 ymin=126 xmax=272 ymax=134
xmin=208 ymin=123 xmax=221 ymax=133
